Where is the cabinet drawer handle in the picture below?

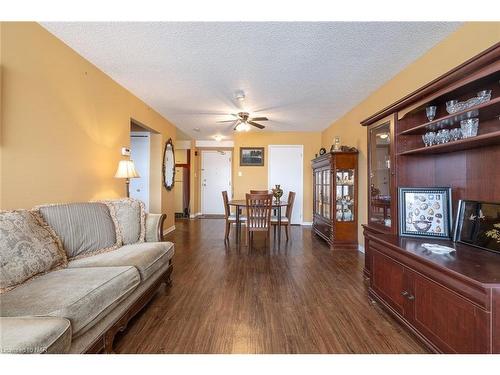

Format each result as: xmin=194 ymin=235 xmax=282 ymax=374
xmin=400 ymin=291 xmax=408 ymax=296
xmin=407 ymin=294 xmax=415 ymax=301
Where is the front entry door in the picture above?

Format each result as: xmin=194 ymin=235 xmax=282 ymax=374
xmin=201 ymin=150 xmax=232 ymax=215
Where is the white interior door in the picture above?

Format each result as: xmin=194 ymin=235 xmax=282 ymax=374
xmin=130 ymin=133 xmax=150 ymax=211
xmin=201 ymin=150 xmax=232 ymax=215
xmin=174 ymin=166 xmax=184 ymax=214
xmin=268 ymin=145 xmax=303 ymax=224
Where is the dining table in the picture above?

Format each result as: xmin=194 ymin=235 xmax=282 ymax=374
xmin=228 ymin=199 xmax=289 ymax=245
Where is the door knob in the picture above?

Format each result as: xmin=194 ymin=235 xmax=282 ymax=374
xmin=136 ymin=189 xmax=140 ymax=192
xmin=407 ymin=294 xmax=415 ymax=300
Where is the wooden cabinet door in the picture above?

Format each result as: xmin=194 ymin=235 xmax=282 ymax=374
xmin=371 ymin=249 xmax=408 ymax=317
xmin=408 ymin=271 xmax=490 ymax=353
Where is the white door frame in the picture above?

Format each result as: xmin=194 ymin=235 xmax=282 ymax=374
xmin=201 ymin=150 xmax=232 ymax=215
xmin=130 ymin=132 xmax=151 ymax=211
xmin=268 ymin=145 xmax=304 ymax=224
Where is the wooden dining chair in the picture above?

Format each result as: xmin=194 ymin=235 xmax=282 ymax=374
xmin=222 ymin=191 xmax=245 ymax=240
xmin=245 ymin=193 xmax=273 ymax=249
xmin=250 ymin=190 xmax=269 ymax=194
xmin=271 ymin=191 xmax=296 ymax=241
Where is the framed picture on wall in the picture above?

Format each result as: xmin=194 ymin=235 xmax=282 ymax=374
xmin=240 ymin=147 xmax=264 ymax=166
xmin=398 ymin=187 xmax=452 ymax=239
xmin=453 ymin=200 xmax=500 ymax=254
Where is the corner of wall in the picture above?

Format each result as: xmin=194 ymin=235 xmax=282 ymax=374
xmin=0 ymin=22 xmax=4 ymax=209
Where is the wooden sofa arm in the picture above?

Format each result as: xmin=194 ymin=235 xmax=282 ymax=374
xmin=145 ymin=213 xmax=166 ymax=242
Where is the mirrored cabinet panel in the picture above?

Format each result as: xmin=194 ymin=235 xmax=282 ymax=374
xmin=368 ymin=120 xmax=394 ymax=232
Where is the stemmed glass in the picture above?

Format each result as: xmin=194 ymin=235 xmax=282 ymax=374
xmin=426 ymin=106 xmax=437 ymax=122
xmin=422 ymin=132 xmax=436 ymax=147
xmin=450 ymin=128 xmax=462 ymax=141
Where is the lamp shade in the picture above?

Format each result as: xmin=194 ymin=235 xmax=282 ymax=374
xmin=114 ymin=160 xmax=140 ymax=179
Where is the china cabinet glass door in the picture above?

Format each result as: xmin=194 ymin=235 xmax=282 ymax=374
xmin=313 ymin=167 xmax=332 ymax=220
xmin=369 ymin=121 xmax=392 ymax=228
xmin=335 ymin=169 xmax=355 ymax=222
xmin=322 ymin=169 xmax=330 ymax=219
xmin=314 ymin=170 xmax=322 ymax=216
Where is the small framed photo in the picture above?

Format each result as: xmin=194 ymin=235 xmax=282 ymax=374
xmin=398 ymin=187 xmax=452 ymax=239
xmin=240 ymin=147 xmax=264 ymax=166
xmin=453 ymin=200 xmax=500 ymax=254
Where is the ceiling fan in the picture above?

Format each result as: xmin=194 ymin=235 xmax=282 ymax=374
xmin=217 ymin=112 xmax=269 ymax=132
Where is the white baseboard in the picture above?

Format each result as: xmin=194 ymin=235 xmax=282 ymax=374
xmin=301 ymin=221 xmax=313 ymax=226
xmin=164 ymin=225 xmax=176 ymax=235
xmin=189 ymin=212 xmax=202 ymax=219
xmin=358 ymin=244 xmax=365 ymax=253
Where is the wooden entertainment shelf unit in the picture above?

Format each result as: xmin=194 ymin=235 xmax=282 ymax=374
xmin=362 ymin=43 xmax=500 ymax=353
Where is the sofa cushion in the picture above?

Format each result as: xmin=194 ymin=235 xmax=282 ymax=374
xmin=0 ymin=317 xmax=72 ymax=354
xmin=0 ymin=266 xmax=140 ymax=336
xmin=102 ymin=198 xmax=145 ymax=245
xmin=0 ymin=210 xmax=67 ymax=294
xmin=68 ymin=242 xmax=174 ymax=281
xmin=35 ymin=202 xmax=121 ymax=260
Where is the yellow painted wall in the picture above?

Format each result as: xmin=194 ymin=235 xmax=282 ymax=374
xmin=0 ymin=22 xmax=178 ymax=229
xmin=321 ymin=22 xmax=500 ymax=246
xmin=0 ymin=22 xmax=4 ymax=209
xmin=233 ymin=132 xmax=321 ymax=223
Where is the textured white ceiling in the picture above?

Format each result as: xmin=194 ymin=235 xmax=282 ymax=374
xmin=42 ymin=22 xmax=460 ymax=140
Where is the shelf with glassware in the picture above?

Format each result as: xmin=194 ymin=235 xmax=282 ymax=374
xmin=335 ymin=169 xmax=355 ymax=222
xmin=312 ymin=151 xmax=358 ymax=249
xmin=360 ymin=44 xmax=500 ymax=353
xmin=397 ymin=76 xmax=500 ymax=155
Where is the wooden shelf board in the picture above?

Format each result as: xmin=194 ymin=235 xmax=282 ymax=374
xmin=398 ymin=97 xmax=500 ymax=136
xmin=398 ymin=130 xmax=500 ymax=155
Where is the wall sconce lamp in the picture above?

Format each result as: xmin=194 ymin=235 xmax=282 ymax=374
xmin=114 ymin=159 xmax=140 ymax=197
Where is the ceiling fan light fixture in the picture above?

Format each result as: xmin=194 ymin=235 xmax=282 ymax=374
xmin=235 ymin=122 xmax=251 ymax=132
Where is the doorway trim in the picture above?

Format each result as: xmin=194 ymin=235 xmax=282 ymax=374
xmin=268 ymin=144 xmax=304 ymax=225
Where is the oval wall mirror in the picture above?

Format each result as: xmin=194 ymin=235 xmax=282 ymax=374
xmin=163 ymin=138 xmax=175 ymax=190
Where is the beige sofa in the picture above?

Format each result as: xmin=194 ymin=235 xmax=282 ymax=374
xmin=0 ymin=199 xmax=174 ymax=354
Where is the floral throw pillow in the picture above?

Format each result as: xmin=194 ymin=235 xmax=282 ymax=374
xmin=0 ymin=210 xmax=67 ymax=293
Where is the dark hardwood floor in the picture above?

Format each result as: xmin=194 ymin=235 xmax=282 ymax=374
xmin=114 ymin=219 xmax=428 ymax=353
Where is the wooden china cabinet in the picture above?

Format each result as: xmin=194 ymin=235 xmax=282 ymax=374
xmin=312 ymin=151 xmax=358 ymax=249
xmin=362 ymin=43 xmax=500 ymax=353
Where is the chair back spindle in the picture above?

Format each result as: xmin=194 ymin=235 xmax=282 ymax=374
xmin=246 ymin=193 xmax=273 ymax=231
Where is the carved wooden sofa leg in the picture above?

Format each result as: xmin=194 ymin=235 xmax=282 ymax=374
xmin=164 ymin=262 xmax=173 ymax=287
xmin=84 ymin=265 xmax=173 ymax=354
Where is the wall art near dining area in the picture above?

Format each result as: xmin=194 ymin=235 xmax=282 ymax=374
xmin=453 ymin=200 xmax=500 ymax=254
xmin=398 ymin=187 xmax=452 ymax=239
xmin=240 ymin=147 xmax=264 ymax=166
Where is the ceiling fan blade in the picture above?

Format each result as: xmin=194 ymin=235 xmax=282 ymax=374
xmin=217 ymin=114 xmax=241 ymax=123
xmin=233 ymin=120 xmax=242 ymax=130
xmin=249 ymin=117 xmax=268 ymax=122
xmin=248 ymin=121 xmax=265 ymax=129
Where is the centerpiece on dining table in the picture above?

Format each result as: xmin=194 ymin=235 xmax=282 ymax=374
xmin=272 ymin=184 xmax=283 ymax=204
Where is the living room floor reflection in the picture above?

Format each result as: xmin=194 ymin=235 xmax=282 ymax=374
xmin=113 ymin=218 xmax=428 ymax=354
